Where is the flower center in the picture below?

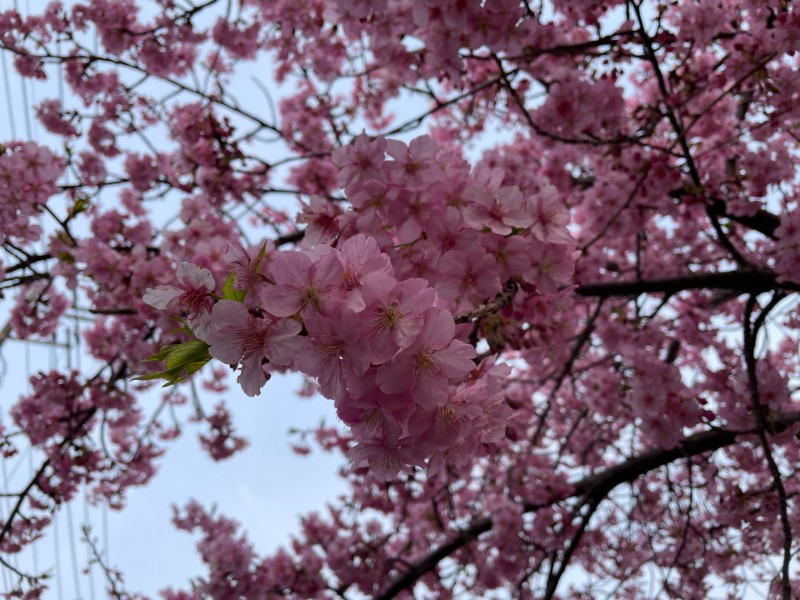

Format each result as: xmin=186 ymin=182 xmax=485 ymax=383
xmin=413 ymin=350 xmax=438 ymax=374
xmin=376 ymin=304 xmax=402 ymax=333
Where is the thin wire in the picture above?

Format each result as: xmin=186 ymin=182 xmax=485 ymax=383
xmin=49 ymin=325 xmax=66 ymax=600
xmin=6 ymin=445 xmax=30 ymax=482
xmin=65 ymin=501 xmax=82 ymax=599
xmin=0 ymin=458 xmax=10 ymax=593
xmin=5 ymin=334 xmax=32 ymax=493
xmin=0 ymin=547 xmax=8 ymax=593
xmin=28 ymin=452 xmax=37 ymax=577
xmin=84 ymin=490 xmax=96 ymax=600
xmin=53 ymin=512 xmax=64 ymax=600
xmin=24 ymin=0 xmax=37 ymax=141
xmin=0 ymin=343 xmax=10 ymax=580
xmin=18 ymin=69 xmax=32 ymax=141
xmin=1 ymin=50 xmax=17 ymax=139
xmin=56 ymin=43 xmax=64 ymax=105
xmin=102 ymin=504 xmax=109 ymax=568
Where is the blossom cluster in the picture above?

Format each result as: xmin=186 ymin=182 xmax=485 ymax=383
xmin=145 ymin=134 xmax=575 ymax=476
xmin=2 ymin=0 xmax=800 ymax=597
xmin=10 ymin=370 xmax=158 ymax=509
xmin=0 ymin=141 xmax=63 ymax=245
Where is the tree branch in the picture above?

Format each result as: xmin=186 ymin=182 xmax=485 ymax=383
xmin=454 ymin=279 xmax=519 ymax=324
xmin=376 ymin=411 xmax=800 ymax=599
xmin=575 ymin=270 xmax=799 ymax=298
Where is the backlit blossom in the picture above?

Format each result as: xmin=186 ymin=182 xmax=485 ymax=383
xmin=204 ymin=300 xmax=302 ymax=396
xmin=376 ymin=308 xmax=476 ymax=409
xmin=260 ymin=249 xmax=343 ymax=317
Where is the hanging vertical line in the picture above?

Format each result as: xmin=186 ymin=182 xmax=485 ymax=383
xmin=65 ymin=326 xmax=72 ymax=372
xmin=56 ymin=39 xmax=65 ymax=107
xmin=0 ymin=349 xmax=10 ymax=543
xmin=65 ymin=502 xmax=82 ymax=599
xmin=49 ymin=334 xmax=57 ymax=368
xmin=14 ymin=0 xmax=32 ymax=141
xmin=72 ymin=291 xmax=81 ymax=372
xmin=28 ymin=72 xmax=38 ymax=142
xmin=0 ymin=341 xmax=11 ymax=596
xmin=83 ymin=490 xmax=96 ymax=600
xmin=28 ymin=452 xmax=37 ymax=577
xmin=102 ymin=503 xmax=109 ymax=569
xmin=6 ymin=323 xmax=32 ymax=496
xmin=0 ymin=340 xmax=28 ymax=577
xmin=18 ymin=66 xmax=32 ymax=141
xmin=53 ymin=512 xmax=64 ymax=600
xmin=62 ymin=327 xmax=86 ymax=599
xmin=0 ymin=462 xmax=12 ymax=593
xmin=0 ymin=366 xmax=10 ymax=595
xmin=24 ymin=0 xmax=37 ymax=142
xmin=0 ymin=550 xmax=8 ymax=594
xmin=1 ymin=51 xmax=17 ymax=139
xmin=48 ymin=326 xmax=65 ymax=600
xmin=6 ymin=445 xmax=30 ymax=482
xmin=20 ymin=319 xmax=35 ymax=586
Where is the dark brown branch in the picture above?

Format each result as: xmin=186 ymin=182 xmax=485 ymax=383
xmin=575 ymin=270 xmax=798 ymax=298
xmin=743 ymin=295 xmax=793 ymax=599
xmin=375 ymin=411 xmax=800 ymax=599
xmin=5 ymin=253 xmax=52 ymax=274
xmin=707 ymin=198 xmax=780 ymax=240
xmin=375 ymin=517 xmax=493 ymax=600
xmin=543 ymin=495 xmax=601 ymax=600
xmin=454 ymin=280 xmax=519 ymax=324
xmin=274 ymin=229 xmax=305 ymax=247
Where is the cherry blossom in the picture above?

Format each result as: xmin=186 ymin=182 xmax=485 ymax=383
xmin=204 ymin=300 xmax=302 ymax=396
xmin=2 ymin=1 xmax=800 ymax=598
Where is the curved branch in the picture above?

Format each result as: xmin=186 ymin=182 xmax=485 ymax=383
xmin=707 ymin=198 xmax=780 ymax=240
xmin=454 ymin=279 xmax=519 ymax=324
xmin=376 ymin=411 xmax=800 ymax=599
xmin=575 ymin=270 xmax=799 ymax=298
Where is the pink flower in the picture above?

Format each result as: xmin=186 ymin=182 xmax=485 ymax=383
xmin=11 ymin=281 xmax=70 ymax=340
xmin=260 ymin=249 xmax=343 ymax=317
xmin=143 ymin=262 xmax=216 ymax=335
xmin=523 ymin=242 xmax=575 ymax=294
xmin=77 ymin=151 xmax=107 ymax=186
xmin=36 ymin=100 xmax=79 ymax=138
xmin=124 ymin=152 xmax=159 ymax=192
xmin=346 ymin=431 xmax=421 ymax=480
xmin=482 ymin=233 xmax=530 ymax=281
xmin=294 ymin=307 xmax=372 ymax=399
xmin=332 ymin=133 xmax=387 ymax=189
xmin=198 ymin=402 xmax=248 ymax=461
xmin=385 ymin=135 xmax=438 ymax=190
xmin=436 ymin=247 xmax=502 ymax=303
xmin=463 ymin=184 xmax=532 ymax=235
xmin=297 ymin=195 xmax=343 ymax=246
xmin=528 ymin=184 xmax=571 ymax=244
xmin=223 ymin=241 xmax=270 ymax=294
xmin=375 ymin=308 xmax=476 ymax=409
xmin=362 ymin=276 xmax=435 ymax=364
xmin=211 ymin=18 xmax=261 ymax=60
xmin=204 ymin=300 xmax=302 ymax=397
xmin=338 ymin=234 xmax=393 ymax=311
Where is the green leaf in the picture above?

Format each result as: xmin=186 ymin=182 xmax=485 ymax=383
xmin=164 ymin=339 xmax=211 ymax=371
xmin=134 ymin=367 xmax=184 ymax=385
xmin=69 ymin=194 xmax=90 ymax=218
xmin=133 ymin=339 xmax=212 ymax=386
xmin=222 ymin=270 xmax=246 ymax=302
xmin=254 ymin=240 xmax=269 ymax=273
xmin=142 ymin=344 xmax=181 ymax=363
